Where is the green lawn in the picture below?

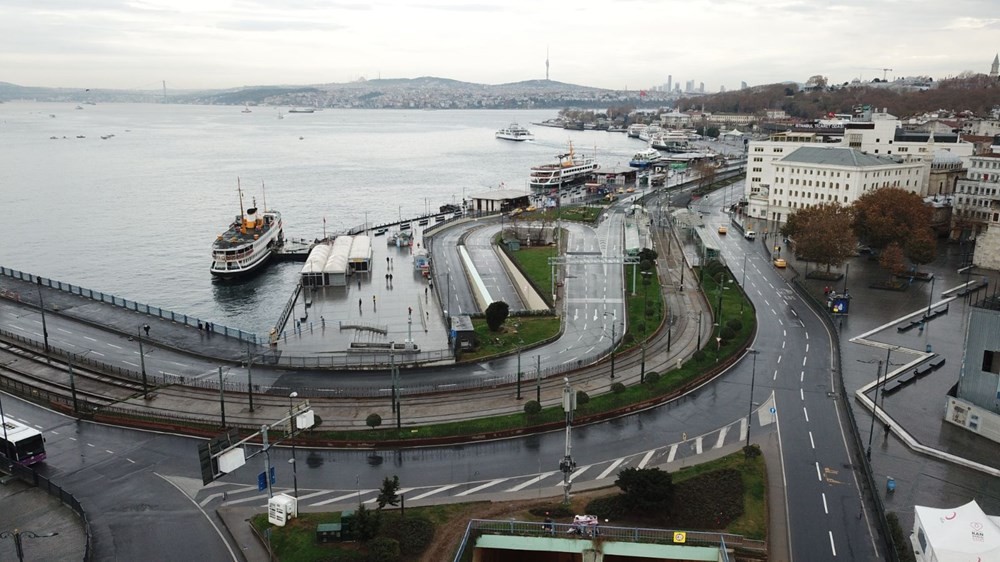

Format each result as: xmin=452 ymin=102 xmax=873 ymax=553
xmin=459 ymin=316 xmax=561 ymax=361
xmin=506 ymin=245 xmax=557 ymax=300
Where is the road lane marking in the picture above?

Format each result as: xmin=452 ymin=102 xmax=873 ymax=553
xmin=408 ymin=484 xmax=460 ymax=501
xmin=815 ymin=462 xmax=822 ymax=481
xmin=804 ymin=407 xmax=810 ymax=422
xmin=105 ymin=449 xmax=114 ymax=454
xmin=800 ymin=371 xmax=804 ymax=383
xmin=802 ymin=356 xmax=807 ymax=366
xmin=773 ymin=369 xmax=778 ymax=381
xmin=800 ymin=388 xmax=804 ymax=401
xmin=829 ymin=531 xmax=837 ymax=556
xmin=809 ymin=431 xmax=815 ymax=449
xmin=597 ymin=459 xmax=626 ymax=480
xmin=667 ymin=444 xmax=678 ymax=463
xmin=568 ymin=465 xmax=592 ymax=482
xmin=106 ymin=343 xmax=122 ymax=349
xmin=777 ymin=355 xmax=782 ymax=364
xmin=123 ymin=361 xmax=138 ymax=367
xmin=310 ymin=490 xmax=376 ymax=506
xmin=506 ymin=472 xmax=556 ymax=492
xmin=57 ymin=328 xmax=73 ymax=334
xmin=156 ymin=473 xmax=240 ymax=562
xmin=455 ymin=479 xmax=508 ymax=496
xmin=126 ymin=458 xmax=135 ymax=464
xmin=84 ymin=336 xmax=97 ymax=342
xmin=637 ymin=450 xmax=656 ymax=469
xmin=805 ymin=344 xmax=810 ymax=353
xmin=714 ymin=426 xmax=729 ymax=449
xmin=805 ymin=332 xmax=809 ymax=340
xmin=695 ymin=437 xmax=703 ymax=455
xmin=822 ymin=492 xmax=829 ymax=514
xmin=91 ymin=350 xmax=104 ymax=357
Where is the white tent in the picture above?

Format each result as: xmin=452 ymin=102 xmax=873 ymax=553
xmin=912 ymin=500 xmax=1000 ymax=562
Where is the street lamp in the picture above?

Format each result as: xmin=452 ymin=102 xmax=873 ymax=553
xmin=516 ymin=341 xmax=524 ymax=400
xmin=136 ymin=324 xmax=150 ymax=398
xmin=35 ymin=278 xmax=50 ymax=356
xmin=603 ymin=312 xmax=617 ymax=379
xmin=289 ymin=391 xmax=298 ymax=497
xmin=745 ymin=349 xmax=760 ymax=452
xmin=1 ymin=529 xmax=59 ymax=562
xmin=866 ymin=346 xmax=897 ymax=461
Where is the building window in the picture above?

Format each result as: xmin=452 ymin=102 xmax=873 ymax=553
xmin=983 ymin=350 xmax=1000 ymax=374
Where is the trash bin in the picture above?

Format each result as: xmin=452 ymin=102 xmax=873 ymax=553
xmin=925 ymin=344 xmax=932 ymax=353
xmin=886 ymin=477 xmax=896 ymax=493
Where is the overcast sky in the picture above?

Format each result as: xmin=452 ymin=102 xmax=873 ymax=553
xmin=2 ymin=0 xmax=998 ymax=92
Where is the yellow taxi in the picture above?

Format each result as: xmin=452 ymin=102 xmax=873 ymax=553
xmin=773 ymin=257 xmax=787 ymax=268
xmin=717 ymin=226 xmax=728 ymax=235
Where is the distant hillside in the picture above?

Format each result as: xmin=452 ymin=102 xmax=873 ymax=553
xmin=675 ymin=75 xmax=1000 ymax=118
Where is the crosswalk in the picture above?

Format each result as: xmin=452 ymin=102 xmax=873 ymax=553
xmin=196 ymin=399 xmax=778 ymax=510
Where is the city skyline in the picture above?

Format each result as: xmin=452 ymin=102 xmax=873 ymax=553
xmin=1 ymin=0 xmax=997 ymax=92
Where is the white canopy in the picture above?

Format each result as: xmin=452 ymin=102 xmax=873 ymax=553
xmin=913 ymin=500 xmax=1000 ymax=561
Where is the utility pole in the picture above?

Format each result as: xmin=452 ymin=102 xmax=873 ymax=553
xmin=559 ymin=378 xmax=577 ymax=505
xmin=745 ymin=349 xmax=760 ymax=452
xmin=218 ymin=367 xmax=226 ymax=428
xmin=35 ymin=278 xmax=50 ymax=356
xmin=536 ymin=355 xmax=542 ymax=403
xmin=866 ymin=360 xmax=883 ymax=461
xmin=516 ymin=344 xmax=523 ymax=400
xmin=247 ymin=344 xmax=254 ymax=413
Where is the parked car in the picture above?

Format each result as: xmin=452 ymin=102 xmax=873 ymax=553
xmin=773 ymin=257 xmax=787 ymax=268
xmin=718 ymin=225 xmax=728 ymax=235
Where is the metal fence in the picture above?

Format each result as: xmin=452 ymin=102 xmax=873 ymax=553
xmin=2 ymin=456 xmax=93 ymax=562
xmin=452 ymin=519 xmax=765 ymax=562
xmin=0 ymin=266 xmax=261 ymax=344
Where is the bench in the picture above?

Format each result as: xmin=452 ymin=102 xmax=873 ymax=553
xmin=930 ymin=358 xmax=946 ymax=370
xmin=882 ymin=381 xmax=903 ymax=395
xmin=896 ymin=373 xmax=916 ymax=387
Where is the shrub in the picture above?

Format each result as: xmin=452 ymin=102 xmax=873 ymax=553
xmin=366 ymin=413 xmax=382 ymax=430
xmin=720 ymin=326 xmax=735 ymax=341
xmin=726 ymin=319 xmax=743 ymax=332
xmin=611 ymin=382 xmax=626 ymax=394
xmin=585 ymin=495 xmax=628 ymax=520
xmin=485 ymin=301 xmax=510 ymax=331
xmin=645 ymin=372 xmax=660 ymax=384
xmin=693 ymin=349 xmax=707 ymax=361
xmin=381 ymin=515 xmax=435 ymax=554
xmin=366 ymin=536 xmax=400 ymax=562
xmin=575 ymin=390 xmax=590 ymax=405
xmin=615 ymin=467 xmax=674 ymax=512
xmin=524 ymin=400 xmax=542 ymax=415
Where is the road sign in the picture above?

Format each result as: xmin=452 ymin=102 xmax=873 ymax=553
xmin=269 ymin=466 xmax=276 ymax=485
xmin=258 ymin=472 xmax=267 ymax=492
xmin=673 ymin=531 xmax=687 ymax=543
xmin=770 ymin=407 xmax=776 ymax=414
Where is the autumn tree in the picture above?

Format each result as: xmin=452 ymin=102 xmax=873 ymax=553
xmin=905 ymin=228 xmax=937 ymax=270
xmin=781 ymin=204 xmax=856 ymax=272
xmin=879 ymin=242 xmax=906 ymax=281
xmin=852 ymin=187 xmax=934 ymax=259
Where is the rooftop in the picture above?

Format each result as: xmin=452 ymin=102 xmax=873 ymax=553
xmin=780 ymin=146 xmax=904 ymax=167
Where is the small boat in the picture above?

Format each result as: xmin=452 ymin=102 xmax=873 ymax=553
xmin=210 ymin=180 xmax=284 ymax=279
xmin=495 ymin=122 xmax=534 ymax=141
xmin=629 ymin=147 xmax=662 ymax=168
xmin=288 ymin=107 xmax=315 ymax=113
xmin=241 ymin=102 xmax=252 ymax=113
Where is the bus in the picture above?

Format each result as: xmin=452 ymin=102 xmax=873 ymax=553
xmin=0 ymin=414 xmax=46 ymax=466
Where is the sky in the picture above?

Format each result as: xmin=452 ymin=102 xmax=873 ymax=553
xmin=1 ymin=0 xmax=998 ymax=92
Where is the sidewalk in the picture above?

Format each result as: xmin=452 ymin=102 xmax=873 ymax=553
xmin=0 ymin=476 xmax=88 ymax=561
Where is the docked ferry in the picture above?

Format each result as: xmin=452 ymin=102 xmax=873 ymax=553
xmin=529 ymin=141 xmax=599 ymax=189
xmin=495 ymin=122 xmax=534 ymax=141
xmin=210 ymin=184 xmax=284 ymax=279
xmin=629 ymin=147 xmax=662 ymax=168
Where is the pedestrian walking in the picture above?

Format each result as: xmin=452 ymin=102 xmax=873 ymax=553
xmin=359 ymin=298 xmax=362 ymax=312
xmin=373 ymin=295 xmax=377 ymax=311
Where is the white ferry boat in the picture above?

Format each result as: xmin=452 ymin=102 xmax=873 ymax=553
xmin=638 ymin=125 xmax=663 ymax=143
xmin=529 ymin=141 xmax=599 ymax=189
xmin=210 ymin=183 xmax=284 ymax=279
xmin=650 ymin=130 xmax=690 ymax=153
xmin=495 ymin=122 xmax=534 ymax=141
xmin=629 ymin=147 xmax=662 ymax=168
xmin=627 ymin=124 xmax=648 ymax=138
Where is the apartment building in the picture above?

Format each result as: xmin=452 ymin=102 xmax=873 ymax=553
xmin=955 ymin=150 xmax=1000 ymax=244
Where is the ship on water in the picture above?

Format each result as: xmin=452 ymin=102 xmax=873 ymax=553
xmin=528 ymin=141 xmax=599 ymax=189
xmin=210 ymin=181 xmax=284 ymax=279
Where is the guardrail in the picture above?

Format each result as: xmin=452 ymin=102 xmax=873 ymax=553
xmin=1 ymin=456 xmax=93 ymax=562
xmin=0 ymin=266 xmax=261 ymax=345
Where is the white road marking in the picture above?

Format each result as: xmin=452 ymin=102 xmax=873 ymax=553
xmin=805 ymin=344 xmax=810 ymax=353
xmin=506 ymin=472 xmax=557 ymax=492
xmin=805 ymin=332 xmax=809 ymax=340
xmin=596 ymin=459 xmax=626 ymax=480
xmin=456 ymin=479 xmax=508 ymax=496
xmin=800 ymin=388 xmax=804 ymax=401
xmin=822 ymin=492 xmax=829 ymax=514
xmin=84 ymin=336 xmax=97 ymax=342
xmin=695 ymin=436 xmax=703 ymax=455
xmin=781 ymin=341 xmax=785 ymax=349
xmin=123 ymin=361 xmax=138 ymax=367
xmin=815 ymin=462 xmax=822 ymax=481
xmin=57 ymin=328 xmax=73 ymax=334
xmin=91 ymin=350 xmax=105 ymax=357
xmin=105 ymin=449 xmax=114 ymax=454
xmin=666 ymin=444 xmax=678 ymax=463
xmin=809 ymin=431 xmax=815 ymax=449
xmin=106 ymin=343 xmax=122 ymax=349
xmin=804 ymin=407 xmax=810 ymax=422
xmin=777 ymin=355 xmax=782 ymax=364
xmin=802 ymin=356 xmax=807 ymax=366
xmin=568 ymin=465 xmax=591 ymax=482
xmin=829 ymin=531 xmax=837 ymax=556
xmin=773 ymin=369 xmax=778 ymax=381
xmin=408 ymin=484 xmax=460 ymax=501
xmin=68 ymin=437 xmax=77 ymax=441
xmin=637 ymin=450 xmax=656 ymax=469
xmin=311 ymin=490 xmax=375 ymax=506
xmin=800 ymin=371 xmax=804 ymax=383
xmin=126 ymin=458 xmax=135 ymax=464
xmin=714 ymin=426 xmax=729 ymax=449
xmin=87 ymin=443 xmax=95 ymax=447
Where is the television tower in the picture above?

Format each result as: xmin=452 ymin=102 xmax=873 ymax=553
xmin=546 ymin=46 xmax=550 ymax=81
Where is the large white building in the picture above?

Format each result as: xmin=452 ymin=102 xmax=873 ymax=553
xmin=745 ymin=146 xmax=925 ymax=233
xmin=744 ymin=111 xmax=974 ymax=231
xmin=954 ymin=151 xmax=1000 ymax=243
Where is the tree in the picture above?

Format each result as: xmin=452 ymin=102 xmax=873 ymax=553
xmin=353 ymin=503 xmax=380 ymax=541
xmin=376 ymin=475 xmax=401 ymax=510
xmin=366 ymin=413 xmax=382 ymax=430
xmin=615 ymin=467 xmax=674 ymax=512
xmin=484 ymin=300 xmax=510 ymax=332
xmin=853 ymin=187 xmax=933 ymax=251
xmin=638 ymin=248 xmax=658 ymax=263
xmin=905 ymin=228 xmax=937 ymax=269
xmin=694 ymin=160 xmax=717 ymax=190
xmin=879 ymin=242 xmax=906 ymax=280
xmin=523 ymin=400 xmax=541 ymax=415
xmin=781 ymin=203 xmax=856 ymax=272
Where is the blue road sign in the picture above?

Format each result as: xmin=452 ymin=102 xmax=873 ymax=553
xmin=269 ymin=466 xmax=276 ymax=485
xmin=257 ymin=472 xmax=267 ymax=492
xmin=770 ymin=407 xmax=776 ymax=414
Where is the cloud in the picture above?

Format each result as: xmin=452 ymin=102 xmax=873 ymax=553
xmin=944 ymin=16 xmax=1000 ymax=30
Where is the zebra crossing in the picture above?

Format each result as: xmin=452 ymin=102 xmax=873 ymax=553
xmin=196 ymin=396 xmax=778 ymax=510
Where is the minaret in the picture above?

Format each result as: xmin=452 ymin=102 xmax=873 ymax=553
xmin=546 ymin=46 xmax=550 ymax=81
xmin=991 ymin=54 xmax=999 ymax=80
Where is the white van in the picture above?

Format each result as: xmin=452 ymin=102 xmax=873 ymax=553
xmin=744 ymin=230 xmax=756 ymax=240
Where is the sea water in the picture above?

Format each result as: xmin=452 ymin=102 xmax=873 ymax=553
xmin=0 ymin=102 xmax=645 ymax=333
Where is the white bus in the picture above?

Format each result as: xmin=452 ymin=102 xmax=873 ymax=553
xmin=0 ymin=414 xmax=46 ymax=466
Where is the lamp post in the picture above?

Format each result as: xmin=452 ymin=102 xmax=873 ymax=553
xmin=35 ymin=278 xmax=50 ymax=356
xmin=1 ymin=529 xmax=59 ymax=562
xmin=745 ymin=349 xmax=760 ymax=452
xmin=66 ymin=350 xmax=93 ymax=415
xmin=603 ymin=312 xmax=617 ymax=379
xmin=516 ymin=342 xmax=523 ymax=400
xmin=137 ymin=324 xmax=150 ymax=398
xmin=925 ymin=276 xmax=936 ymax=318
xmin=289 ymin=391 xmax=298 ymax=497
xmin=866 ymin=360 xmax=883 ymax=462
